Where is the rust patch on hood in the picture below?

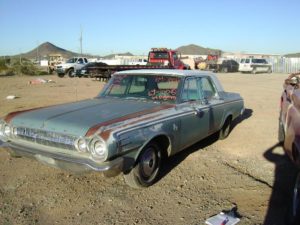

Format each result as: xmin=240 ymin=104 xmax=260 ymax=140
xmin=4 ymin=107 xmax=46 ymax=123
xmin=85 ymin=104 xmax=174 ymax=137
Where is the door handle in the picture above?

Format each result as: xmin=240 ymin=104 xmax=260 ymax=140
xmin=194 ymin=108 xmax=204 ymax=118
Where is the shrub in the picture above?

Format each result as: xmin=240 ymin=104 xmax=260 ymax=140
xmin=0 ymin=58 xmax=50 ymax=76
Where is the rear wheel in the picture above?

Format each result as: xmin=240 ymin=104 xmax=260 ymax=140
xmin=286 ymin=172 xmax=300 ymax=225
xmin=268 ymin=68 xmax=272 ymax=73
xmin=124 ymin=142 xmax=162 ymax=188
xmin=219 ymin=117 xmax=232 ymax=140
xmin=222 ymin=67 xmax=228 ymax=73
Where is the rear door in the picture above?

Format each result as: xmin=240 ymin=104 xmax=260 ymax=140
xmin=239 ymin=58 xmax=251 ymax=72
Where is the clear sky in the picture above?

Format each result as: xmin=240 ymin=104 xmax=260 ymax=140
xmin=0 ymin=0 xmax=299 ymax=56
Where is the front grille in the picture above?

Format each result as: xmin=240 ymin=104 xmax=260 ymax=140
xmin=15 ymin=127 xmax=77 ymax=151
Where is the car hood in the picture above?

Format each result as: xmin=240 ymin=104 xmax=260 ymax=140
xmin=9 ymin=98 xmax=169 ymax=137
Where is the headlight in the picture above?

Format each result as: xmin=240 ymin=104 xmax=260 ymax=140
xmin=4 ymin=125 xmax=11 ymax=137
xmin=0 ymin=122 xmax=4 ymax=136
xmin=75 ymin=138 xmax=88 ymax=152
xmin=90 ymin=139 xmax=107 ymax=161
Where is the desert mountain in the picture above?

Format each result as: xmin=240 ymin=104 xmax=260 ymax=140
xmin=176 ymin=44 xmax=222 ymax=55
xmin=285 ymin=52 xmax=300 ymax=57
xmin=18 ymin=42 xmax=133 ymax=60
xmin=21 ymin=42 xmax=80 ymax=60
xmin=13 ymin=42 xmax=224 ymax=60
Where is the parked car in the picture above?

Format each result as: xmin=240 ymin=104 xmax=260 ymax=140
xmin=217 ymin=59 xmax=239 ymax=73
xmin=279 ymin=72 xmax=300 ymax=223
xmin=0 ymin=69 xmax=244 ymax=188
xmin=56 ymin=57 xmax=88 ymax=77
xmin=279 ymin=72 xmax=300 ymax=164
xmin=239 ymin=58 xmax=272 ymax=74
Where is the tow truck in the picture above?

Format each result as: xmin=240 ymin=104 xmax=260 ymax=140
xmin=75 ymin=48 xmax=190 ymax=80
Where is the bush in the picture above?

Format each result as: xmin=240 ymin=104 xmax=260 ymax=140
xmin=37 ymin=70 xmax=49 ymax=76
xmin=0 ymin=58 xmax=51 ymax=76
xmin=0 ymin=58 xmax=8 ymax=70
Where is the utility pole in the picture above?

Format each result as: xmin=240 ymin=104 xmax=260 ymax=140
xmin=36 ymin=41 xmax=39 ymax=62
xmin=79 ymin=26 xmax=83 ymax=55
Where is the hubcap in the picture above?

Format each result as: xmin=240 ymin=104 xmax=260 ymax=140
xmin=140 ymin=148 xmax=157 ymax=178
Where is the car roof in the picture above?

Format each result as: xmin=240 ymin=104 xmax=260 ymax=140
xmin=115 ymin=69 xmax=213 ymax=77
xmin=114 ymin=69 xmax=225 ymax=92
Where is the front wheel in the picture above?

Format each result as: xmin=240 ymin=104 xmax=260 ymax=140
xmin=278 ymin=118 xmax=285 ymax=144
xmin=124 ymin=142 xmax=162 ymax=188
xmin=67 ymin=68 xmax=74 ymax=77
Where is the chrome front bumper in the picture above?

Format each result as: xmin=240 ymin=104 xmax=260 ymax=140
xmin=1 ymin=141 xmax=124 ymax=175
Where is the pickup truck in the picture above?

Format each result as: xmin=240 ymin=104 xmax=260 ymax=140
xmin=75 ymin=48 xmax=190 ymax=80
xmin=239 ymin=58 xmax=272 ymax=74
xmin=56 ymin=57 xmax=88 ymax=77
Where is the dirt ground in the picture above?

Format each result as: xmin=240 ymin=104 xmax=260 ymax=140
xmin=0 ymin=73 xmax=298 ymax=225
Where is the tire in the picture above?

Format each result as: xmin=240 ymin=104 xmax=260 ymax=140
xmin=67 ymin=68 xmax=74 ymax=77
xmin=222 ymin=67 xmax=228 ymax=73
xmin=286 ymin=172 xmax=300 ymax=225
xmin=57 ymin=73 xmax=65 ymax=78
xmin=252 ymin=68 xmax=257 ymax=74
xmin=278 ymin=118 xmax=285 ymax=144
xmin=124 ymin=142 xmax=162 ymax=188
xmin=219 ymin=117 xmax=232 ymax=140
xmin=268 ymin=68 xmax=272 ymax=74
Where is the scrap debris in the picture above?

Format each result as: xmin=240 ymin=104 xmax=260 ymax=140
xmin=205 ymin=204 xmax=240 ymax=225
xmin=6 ymin=95 xmax=18 ymax=100
xmin=28 ymin=78 xmax=55 ymax=85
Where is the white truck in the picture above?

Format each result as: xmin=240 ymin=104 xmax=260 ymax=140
xmin=239 ymin=58 xmax=272 ymax=74
xmin=56 ymin=57 xmax=88 ymax=77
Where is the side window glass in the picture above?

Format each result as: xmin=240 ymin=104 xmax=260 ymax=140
xmin=78 ymin=58 xmax=83 ymax=64
xmin=245 ymin=59 xmax=250 ymax=63
xmin=128 ymin=76 xmax=146 ymax=94
xmin=200 ymin=77 xmax=217 ymax=100
xmin=173 ymin=53 xmax=178 ymax=60
xmin=181 ymin=78 xmax=201 ymax=102
xmin=84 ymin=58 xmax=88 ymax=63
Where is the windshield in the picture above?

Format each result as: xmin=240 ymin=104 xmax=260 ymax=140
xmin=150 ymin=52 xmax=169 ymax=59
xmin=99 ymin=74 xmax=180 ymax=103
xmin=252 ymin=59 xmax=267 ymax=64
xmin=66 ymin=58 xmax=77 ymax=63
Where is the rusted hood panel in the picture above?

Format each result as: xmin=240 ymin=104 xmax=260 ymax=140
xmin=9 ymin=98 xmax=171 ymax=137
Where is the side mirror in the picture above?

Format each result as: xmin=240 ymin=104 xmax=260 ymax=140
xmin=202 ymin=98 xmax=209 ymax=105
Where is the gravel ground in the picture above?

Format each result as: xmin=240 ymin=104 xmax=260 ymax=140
xmin=0 ymin=72 xmax=298 ymax=225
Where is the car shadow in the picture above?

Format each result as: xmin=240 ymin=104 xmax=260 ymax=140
xmin=263 ymin=143 xmax=299 ymax=225
xmin=157 ymin=108 xmax=253 ymax=183
xmin=231 ymin=108 xmax=253 ymax=130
